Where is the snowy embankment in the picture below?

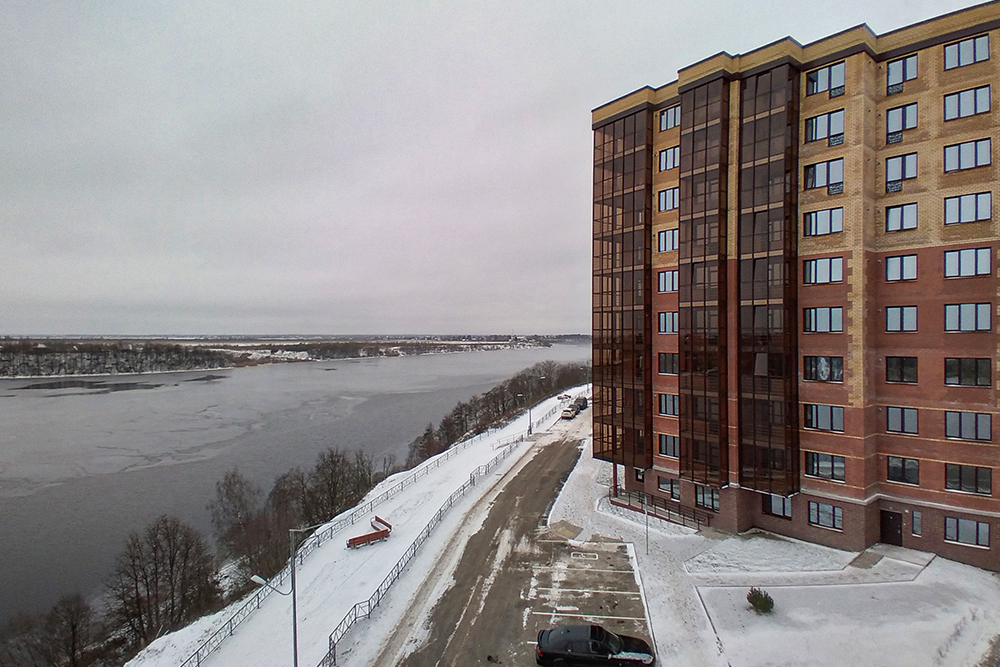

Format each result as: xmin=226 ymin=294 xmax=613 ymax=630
xmin=126 ymin=386 xmax=590 ymax=667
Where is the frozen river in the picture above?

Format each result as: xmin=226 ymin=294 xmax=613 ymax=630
xmin=0 ymin=343 xmax=589 ymax=623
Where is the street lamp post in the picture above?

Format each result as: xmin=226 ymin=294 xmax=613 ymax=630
xmin=251 ymin=522 xmax=328 ymax=667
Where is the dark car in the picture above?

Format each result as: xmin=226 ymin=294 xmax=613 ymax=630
xmin=536 ymin=624 xmax=655 ymax=666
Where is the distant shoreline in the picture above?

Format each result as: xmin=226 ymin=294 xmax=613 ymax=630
xmin=0 ymin=338 xmax=588 ymax=381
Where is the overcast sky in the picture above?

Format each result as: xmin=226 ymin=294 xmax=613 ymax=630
xmin=1 ymin=0 xmax=984 ymax=336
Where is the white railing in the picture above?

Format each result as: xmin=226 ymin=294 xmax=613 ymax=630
xmin=318 ymin=435 xmax=528 ymax=666
xmin=174 ymin=396 xmax=564 ymax=667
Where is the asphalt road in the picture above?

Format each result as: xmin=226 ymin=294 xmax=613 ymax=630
xmin=371 ymin=411 xmax=653 ymax=667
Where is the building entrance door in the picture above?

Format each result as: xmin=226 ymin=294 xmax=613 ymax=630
xmin=880 ymin=510 xmax=903 ymax=546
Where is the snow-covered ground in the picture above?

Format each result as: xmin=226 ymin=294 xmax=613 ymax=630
xmin=549 ymin=444 xmax=1000 ymax=667
xmin=126 ymin=388 xmax=588 ymax=667
xmin=130 ymin=391 xmax=1000 ymax=667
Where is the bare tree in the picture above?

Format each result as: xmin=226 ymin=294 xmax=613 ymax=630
xmin=106 ymin=515 xmax=221 ymax=647
xmin=44 ymin=594 xmax=96 ymax=667
xmin=208 ymin=468 xmax=265 ymax=579
xmin=0 ymin=594 xmax=98 ymax=667
xmin=0 ymin=613 xmax=47 ymax=667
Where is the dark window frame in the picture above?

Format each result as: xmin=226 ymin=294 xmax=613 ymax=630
xmin=803 ymin=207 xmax=844 ymax=236
xmin=887 ymin=456 xmax=920 ymax=485
xmin=944 ymin=248 xmax=991 ymax=278
xmin=803 ymin=355 xmax=844 ymax=383
xmin=945 ymin=411 xmax=992 ymax=441
xmin=945 ymin=463 xmax=992 ymax=495
xmin=886 ymin=356 xmax=918 ymax=383
xmin=658 ymin=433 xmax=679 ymax=457
xmin=944 ymin=358 xmax=990 ymax=387
xmin=885 ymin=254 xmax=917 ymax=281
xmin=804 ymin=404 xmax=845 ymax=432
xmin=885 ymin=203 xmax=918 ymax=231
xmin=886 ymin=406 xmax=919 ymax=435
xmin=804 ymin=451 xmax=846 ymax=481
xmin=944 ymin=516 xmax=990 ymax=547
xmin=808 ymin=501 xmax=844 ymax=530
xmin=944 ymin=35 xmax=990 ymax=70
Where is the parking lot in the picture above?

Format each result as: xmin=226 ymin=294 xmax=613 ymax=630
xmin=521 ymin=537 xmax=653 ymax=662
xmin=388 ymin=428 xmax=654 ymax=667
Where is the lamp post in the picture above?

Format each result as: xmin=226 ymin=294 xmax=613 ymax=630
xmin=516 ymin=375 xmax=547 ymax=436
xmin=251 ymin=522 xmax=328 ymax=667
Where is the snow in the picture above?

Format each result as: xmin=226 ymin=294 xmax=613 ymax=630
xmin=126 ymin=388 xmax=588 ymax=667
xmin=548 ymin=445 xmax=1000 ymax=667
xmin=129 ymin=389 xmax=1000 ymax=667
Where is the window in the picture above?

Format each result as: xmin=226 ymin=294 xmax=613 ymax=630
xmin=945 ymin=192 xmax=991 ymax=224
xmin=887 ymin=54 xmax=918 ymax=94
xmin=945 ymin=517 xmax=990 ymax=547
xmin=886 ymin=356 xmax=918 ymax=383
xmin=885 ymin=153 xmax=917 ymax=191
xmin=695 ymin=485 xmax=720 ymax=511
xmin=944 ymin=86 xmax=991 ymax=121
xmin=658 ymin=311 xmax=679 ymax=334
xmin=804 ymin=158 xmax=844 ymax=194
xmin=803 ymin=356 xmax=844 ymax=382
xmin=887 ymin=407 xmax=918 ymax=434
xmin=912 ymin=511 xmax=922 ymax=536
xmin=945 ymin=35 xmax=990 ymax=70
xmin=885 ymin=254 xmax=917 ymax=281
xmin=944 ymin=248 xmax=991 ymax=277
xmin=886 ymin=103 xmax=918 ymax=143
xmin=803 ymin=257 xmax=844 ymax=284
xmin=944 ymin=303 xmax=991 ymax=332
xmin=945 ymin=358 xmax=990 ymax=387
xmin=658 ymin=270 xmax=678 ymax=293
xmin=660 ymin=105 xmax=680 ymax=131
xmin=657 ymin=476 xmax=681 ymax=499
xmin=658 ymin=353 xmax=679 ymax=375
xmin=886 ymin=306 xmax=917 ymax=332
xmin=634 ymin=468 xmax=644 ymax=482
xmin=804 ymin=404 xmax=845 ymax=432
xmin=885 ymin=203 xmax=918 ymax=231
xmin=658 ymin=228 xmax=679 ymax=252
xmin=659 ymin=146 xmax=680 ymax=171
xmin=658 ymin=434 xmax=679 ymax=457
xmin=944 ymin=139 xmax=991 ymax=172
xmin=803 ymin=307 xmax=843 ymax=333
xmin=945 ymin=411 xmax=992 ymax=441
xmin=805 ymin=452 xmax=846 ymax=481
xmin=808 ymin=501 xmax=843 ymax=530
xmin=658 ymin=187 xmax=680 ymax=211
xmin=887 ymin=456 xmax=919 ymax=484
xmin=806 ymin=62 xmax=845 ymax=97
xmin=764 ymin=494 xmax=793 ymax=519
xmin=946 ymin=464 xmax=992 ymax=495
xmin=805 ymin=109 xmax=845 ymax=145
xmin=658 ymin=393 xmax=679 ymax=416
xmin=803 ymin=208 xmax=844 ymax=236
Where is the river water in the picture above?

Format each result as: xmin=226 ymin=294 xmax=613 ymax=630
xmin=0 ymin=343 xmax=589 ymax=623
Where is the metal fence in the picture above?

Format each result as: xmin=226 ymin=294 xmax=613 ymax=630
xmin=175 ymin=397 xmax=564 ymax=667
xmin=318 ymin=434 xmax=529 ymax=666
xmin=609 ymin=487 xmax=713 ymax=530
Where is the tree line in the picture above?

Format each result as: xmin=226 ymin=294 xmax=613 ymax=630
xmin=0 ymin=360 xmax=590 ymax=666
xmin=406 ymin=360 xmax=591 ymax=463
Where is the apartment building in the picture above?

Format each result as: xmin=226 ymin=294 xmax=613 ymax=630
xmin=592 ymin=1 xmax=1000 ymax=570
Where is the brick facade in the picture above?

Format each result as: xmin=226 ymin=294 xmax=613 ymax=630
xmin=594 ymin=1 xmax=1000 ymax=571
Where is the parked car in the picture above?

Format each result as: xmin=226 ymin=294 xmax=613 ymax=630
xmin=561 ymin=405 xmax=578 ymax=419
xmin=536 ymin=624 xmax=655 ymax=666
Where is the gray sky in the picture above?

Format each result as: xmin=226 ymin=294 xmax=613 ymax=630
xmin=1 ymin=0 xmax=983 ymax=336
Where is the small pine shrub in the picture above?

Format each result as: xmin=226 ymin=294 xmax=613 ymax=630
xmin=747 ymin=587 xmax=774 ymax=614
